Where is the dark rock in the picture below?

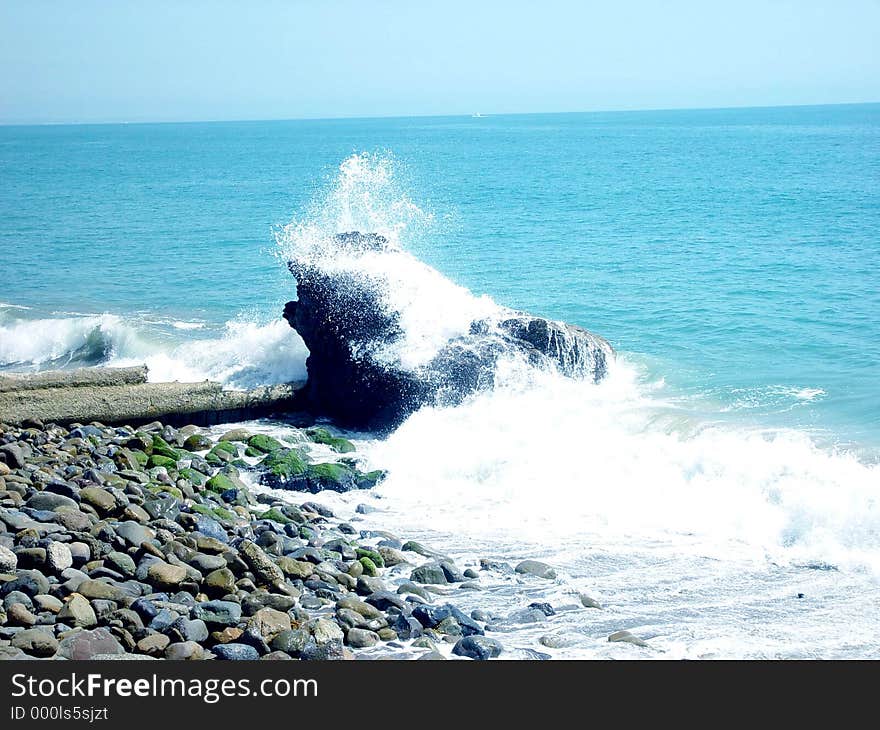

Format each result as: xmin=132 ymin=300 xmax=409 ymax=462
xmin=170 ymin=618 xmax=209 ymax=643
xmin=411 ymin=604 xmax=453 ymax=628
xmin=364 ymin=590 xmax=407 ymax=612
xmin=26 ymin=492 xmax=78 ymax=511
xmin=506 ymin=608 xmax=547 ymax=624
xmin=410 ymin=562 xmax=448 ymax=585
xmin=439 ymin=561 xmax=465 ymax=583
xmin=300 ymin=637 xmax=344 ymax=661
xmin=479 ymin=558 xmax=513 ymax=573
xmin=213 ymin=642 xmax=260 ymax=661
xmin=452 ymin=635 xmax=503 ymax=660
xmin=391 ymin=614 xmax=423 ymax=639
xmin=529 ymin=601 xmax=556 ymax=616
xmin=130 ymin=597 xmax=163 ymax=622
xmin=0 ymin=443 xmax=29 ymax=469
xmin=270 ymin=629 xmax=310 ymax=657
xmin=1 ymin=570 xmax=49 ymax=598
xmin=282 ymin=231 xmax=611 ymax=430
xmin=192 ymin=600 xmax=241 ymax=627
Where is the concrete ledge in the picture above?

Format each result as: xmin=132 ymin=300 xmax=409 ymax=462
xmin=0 ymin=365 xmax=149 ymax=392
xmin=0 ymin=367 xmax=303 ymax=427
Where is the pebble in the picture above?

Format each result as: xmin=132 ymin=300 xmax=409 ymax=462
xmin=608 ymin=630 xmax=649 ymax=647
xmin=0 ymin=419 xmax=504 ymax=664
xmin=514 ymin=560 xmax=557 ymax=579
xmin=452 ymin=635 xmax=503 ymax=660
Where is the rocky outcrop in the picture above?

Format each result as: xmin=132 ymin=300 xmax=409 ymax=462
xmin=284 ymin=232 xmax=612 ymax=431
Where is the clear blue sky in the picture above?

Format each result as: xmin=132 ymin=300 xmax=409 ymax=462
xmin=2 ymin=0 xmax=878 ymax=123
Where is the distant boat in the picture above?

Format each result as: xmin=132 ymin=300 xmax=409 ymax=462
xmin=471 ymin=112 xmax=486 ymax=118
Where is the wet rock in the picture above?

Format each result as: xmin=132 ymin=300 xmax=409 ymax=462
xmin=391 ymin=614 xmax=423 ymax=639
xmin=356 ymin=575 xmax=386 ymax=595
xmin=396 ymin=582 xmax=431 ymax=601
xmin=213 ymin=642 xmax=260 ymax=660
xmin=540 ymin=633 xmax=579 ymax=649
xmin=410 ymin=563 xmax=448 ymax=585
xmin=452 ymin=635 xmax=503 ymax=660
xmin=193 ymin=599 xmax=241 ymax=627
xmin=608 ymin=630 xmax=648 ymax=647
xmin=270 ymin=629 xmax=309 ymax=657
xmin=346 ymin=628 xmax=379 ymax=648
xmin=514 ymin=560 xmax=557 ymax=579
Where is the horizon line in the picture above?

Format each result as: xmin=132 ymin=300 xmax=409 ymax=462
xmin=1 ymin=99 xmax=878 ymax=128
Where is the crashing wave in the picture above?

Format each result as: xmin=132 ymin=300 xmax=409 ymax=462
xmin=281 ymin=231 xmax=613 ymax=430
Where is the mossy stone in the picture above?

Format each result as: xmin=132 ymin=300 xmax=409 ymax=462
xmin=183 ymin=434 xmax=213 ymax=451
xmin=151 ymin=435 xmax=182 ymax=461
xmin=355 ymin=547 xmax=385 ymax=568
xmin=148 ymin=454 xmax=178 ymax=470
xmin=178 ymin=467 xmax=206 ymax=486
xmin=260 ymin=448 xmax=309 ymax=481
xmin=247 ymin=434 xmax=284 ymax=454
xmin=206 ymin=473 xmax=236 ymax=493
xmin=359 ymin=556 xmax=379 ymax=577
xmin=212 ymin=440 xmax=238 ymax=455
xmin=260 ymin=508 xmax=293 ymax=525
xmin=306 ymin=427 xmax=356 ymax=454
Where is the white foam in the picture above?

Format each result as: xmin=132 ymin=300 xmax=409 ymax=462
xmin=110 ymin=318 xmax=308 ymax=388
xmin=363 ymin=356 xmax=880 ymax=576
xmin=0 ymin=313 xmax=132 ymax=367
xmin=276 ymin=153 xmax=506 ymax=370
xmin=170 ymin=320 xmax=206 ymax=331
xmin=0 ymin=309 xmax=308 ymax=389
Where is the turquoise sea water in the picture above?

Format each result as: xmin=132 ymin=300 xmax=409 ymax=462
xmin=2 ymin=104 xmax=878 ymax=452
xmin=3 ymin=104 xmax=880 ymax=658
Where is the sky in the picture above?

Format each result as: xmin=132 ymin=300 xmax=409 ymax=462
xmin=1 ymin=0 xmax=879 ymax=123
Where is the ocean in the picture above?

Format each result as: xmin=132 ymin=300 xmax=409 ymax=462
xmin=1 ymin=103 xmax=879 ymax=657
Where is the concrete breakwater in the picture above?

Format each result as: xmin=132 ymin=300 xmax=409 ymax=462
xmin=0 ymin=367 xmax=303 ymax=427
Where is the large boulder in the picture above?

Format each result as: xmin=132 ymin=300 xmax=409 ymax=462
xmin=283 ymin=232 xmax=611 ymax=431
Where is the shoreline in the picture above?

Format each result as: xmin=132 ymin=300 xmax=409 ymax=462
xmin=0 ymin=414 xmax=588 ymax=661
